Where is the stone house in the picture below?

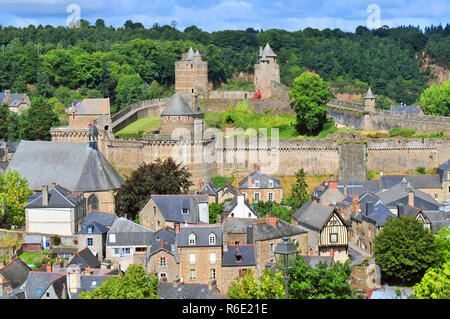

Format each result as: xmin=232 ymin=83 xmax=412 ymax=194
xmin=105 ymin=218 xmax=154 ymax=271
xmin=221 ymin=244 xmax=257 ymax=292
xmin=380 ymin=174 xmax=443 ymax=203
xmin=25 ymin=184 xmax=86 ymax=236
xmin=76 ymin=210 xmax=118 ymax=260
xmin=67 ymin=98 xmax=110 ymax=129
xmin=197 ymin=182 xmax=237 ymax=205
xmin=0 ymin=90 xmax=31 ymax=115
xmin=146 ymin=226 xmax=180 ymax=282
xmin=175 ymin=224 xmax=223 ymax=291
xmin=238 ymin=169 xmax=283 ymax=203
xmin=138 ymin=194 xmax=210 ymax=231
xmin=6 ymin=140 xmax=124 ymax=214
xmin=291 ymin=200 xmax=349 ymax=263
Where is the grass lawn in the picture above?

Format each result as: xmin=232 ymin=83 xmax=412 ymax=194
xmin=115 ymin=116 xmax=161 ymax=139
xmin=19 ymin=252 xmax=54 ymax=266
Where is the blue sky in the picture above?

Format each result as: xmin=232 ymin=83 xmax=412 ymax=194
xmin=0 ymin=0 xmax=448 ymax=32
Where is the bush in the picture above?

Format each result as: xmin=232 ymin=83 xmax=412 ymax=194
xmin=416 ymin=166 xmax=426 ymax=174
xmin=389 ymin=128 xmax=415 ymax=137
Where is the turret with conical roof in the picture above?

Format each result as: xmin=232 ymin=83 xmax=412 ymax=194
xmin=254 ymin=43 xmax=280 ymax=98
xmin=363 ymin=87 xmax=375 ymax=113
xmin=175 ymin=47 xmax=208 ymax=98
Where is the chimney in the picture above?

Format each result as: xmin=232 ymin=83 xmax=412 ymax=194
xmin=5 ymin=90 xmax=10 ymax=97
xmin=248 ymin=175 xmax=252 ymax=187
xmin=380 ymin=169 xmax=384 ymax=177
xmin=61 ymin=284 xmax=68 ymax=299
xmin=330 ymin=249 xmax=334 ymax=258
xmin=329 ymin=180 xmax=338 ymax=190
xmin=408 ymin=190 xmax=414 ymax=206
xmin=208 ymin=279 xmax=217 ymax=292
xmin=259 ymin=46 xmax=263 ymax=57
xmin=354 ymin=200 xmax=360 ymax=216
xmin=69 ymin=268 xmax=81 ymax=294
xmin=397 ymin=204 xmax=404 ymax=217
xmin=46 ymin=261 xmax=52 ymax=273
xmin=51 ymin=182 xmax=56 ymax=188
xmin=175 ymin=224 xmax=180 ymax=233
xmin=53 ymin=261 xmax=61 ymax=273
xmin=344 ymin=184 xmax=347 ymax=197
xmin=365 ymin=202 xmax=374 ymax=216
xmin=223 ymin=232 xmax=228 ymax=252
xmin=267 ymin=216 xmax=278 ymax=228
xmin=330 ymin=174 xmax=335 ymax=181
xmin=42 ymin=185 xmax=49 ymax=207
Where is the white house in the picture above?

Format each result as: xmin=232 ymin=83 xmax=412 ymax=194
xmin=223 ymin=195 xmax=259 ymax=219
xmin=25 ymin=185 xmax=86 ymax=236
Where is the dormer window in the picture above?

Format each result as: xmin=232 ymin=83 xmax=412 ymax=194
xmin=268 ymin=180 xmax=273 ymax=188
xmin=254 ymin=180 xmax=260 ymax=188
xmin=189 ymin=233 xmax=196 ymax=245
xmin=87 ymin=226 xmax=93 ymax=234
xmin=209 ymin=233 xmax=216 ymax=245
xmin=182 ymin=208 xmax=189 ymax=215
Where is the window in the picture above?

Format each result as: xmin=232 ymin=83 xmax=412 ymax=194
xmin=254 ymin=180 xmax=260 ymax=188
xmin=234 ymin=241 xmax=240 ymax=245
xmin=88 ymin=194 xmax=99 ymax=210
xmin=109 ymin=234 xmax=116 ymax=243
xmin=182 ymin=208 xmax=189 ymax=215
xmin=269 ymin=242 xmax=274 ymax=252
xmin=87 ymin=238 xmax=93 ymax=247
xmin=210 ymin=269 xmax=216 ymax=280
xmin=160 ymin=256 xmax=167 ymax=267
xmin=209 ymin=233 xmax=216 ymax=245
xmin=235 ymin=254 xmax=242 ymax=262
xmin=153 ymin=206 xmax=156 ymax=216
xmin=135 ymin=247 xmax=146 ymax=252
xmin=87 ymin=226 xmax=93 ymax=234
xmin=239 ymin=268 xmax=247 ymax=277
xmin=254 ymin=193 xmax=260 ymax=202
xmin=268 ymin=180 xmax=273 ymax=188
xmin=209 ymin=253 xmax=216 ymax=264
xmin=268 ymin=192 xmax=274 ymax=202
xmin=330 ymin=233 xmax=338 ymax=243
xmin=434 ymin=193 xmax=439 ymax=200
xmin=189 ymin=253 xmax=196 ymax=264
xmin=189 ymin=233 xmax=196 ymax=245
xmin=190 ymin=269 xmax=196 ymax=280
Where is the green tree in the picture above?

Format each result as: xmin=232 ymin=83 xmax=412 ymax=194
xmin=413 ymin=260 xmax=450 ymax=299
xmin=288 ymin=256 xmax=353 ymax=299
xmin=289 ymin=72 xmax=331 ymax=135
xmin=0 ymin=103 xmax=18 ymax=140
xmin=227 ymin=268 xmax=284 ymax=299
xmin=435 ymin=226 xmax=450 ymax=265
xmin=285 ymin=168 xmax=310 ymax=210
xmin=419 ymin=80 xmax=450 ymax=116
xmin=115 ymin=157 xmax=193 ymax=220
xmin=18 ymin=97 xmax=60 ymax=141
xmin=373 ymin=216 xmax=441 ymax=286
xmin=114 ymin=74 xmax=150 ymax=113
xmin=78 ymin=264 xmax=160 ymax=299
xmin=0 ymin=170 xmax=32 ymax=228
xmin=209 ymin=202 xmax=223 ymax=224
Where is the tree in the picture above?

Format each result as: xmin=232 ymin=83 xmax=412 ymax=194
xmin=78 ymin=264 xmax=160 ymax=299
xmin=18 ymin=97 xmax=60 ymax=141
xmin=413 ymin=260 xmax=450 ymax=299
xmin=419 ymin=80 xmax=450 ymax=116
xmin=285 ymin=168 xmax=310 ymax=210
xmin=209 ymin=202 xmax=223 ymax=224
xmin=373 ymin=216 xmax=441 ymax=286
xmin=289 ymin=72 xmax=331 ymax=135
xmin=115 ymin=158 xmax=193 ymax=220
xmin=435 ymin=226 xmax=450 ymax=265
xmin=114 ymin=74 xmax=150 ymax=112
xmin=227 ymin=268 xmax=284 ymax=299
xmin=0 ymin=170 xmax=32 ymax=228
xmin=0 ymin=103 xmax=18 ymax=141
xmin=288 ymin=256 xmax=353 ymax=299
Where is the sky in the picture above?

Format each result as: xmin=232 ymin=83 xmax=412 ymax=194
xmin=0 ymin=0 xmax=448 ymax=32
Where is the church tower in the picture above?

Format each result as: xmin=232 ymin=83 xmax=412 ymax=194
xmin=175 ymin=47 xmax=209 ymax=99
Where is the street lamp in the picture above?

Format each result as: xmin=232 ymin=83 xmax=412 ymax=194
xmin=274 ymin=236 xmax=298 ymax=299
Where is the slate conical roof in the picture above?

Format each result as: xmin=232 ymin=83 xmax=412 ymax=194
xmin=365 ymin=87 xmax=375 ymax=99
xmin=186 ymin=47 xmax=195 ymax=60
xmin=161 ymin=93 xmax=194 ymax=116
xmin=262 ymin=43 xmax=277 ymax=57
xmin=194 ymin=50 xmax=201 ymax=57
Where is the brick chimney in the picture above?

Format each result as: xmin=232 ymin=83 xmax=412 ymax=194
xmin=408 ymin=190 xmax=414 ymax=206
xmin=248 ymin=175 xmax=252 ymax=187
xmin=69 ymin=268 xmax=81 ymax=294
xmin=62 ymin=284 xmax=68 ymax=299
xmin=344 ymin=184 xmax=347 ymax=197
xmin=266 ymin=216 xmax=278 ymax=228
xmin=354 ymin=200 xmax=360 ymax=216
xmin=208 ymin=279 xmax=217 ymax=292
xmin=42 ymin=185 xmax=48 ymax=207
xmin=330 ymin=249 xmax=334 ymax=258
xmin=329 ymin=180 xmax=338 ymax=190
xmin=46 ymin=261 xmax=52 ymax=273
xmin=175 ymin=224 xmax=180 ymax=233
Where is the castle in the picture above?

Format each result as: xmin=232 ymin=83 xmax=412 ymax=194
xmin=50 ymin=45 xmax=450 ymax=187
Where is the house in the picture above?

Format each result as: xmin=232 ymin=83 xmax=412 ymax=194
xmin=197 ymin=182 xmax=237 ymax=204
xmin=222 ymin=194 xmax=259 ymax=219
xmin=18 ymin=271 xmax=68 ymax=299
xmin=1 ymin=90 xmax=31 ymax=114
xmin=0 ymin=257 xmax=31 ymax=297
xmin=145 ymin=226 xmax=180 ymax=282
xmin=105 ymin=218 xmax=154 ymax=271
xmin=238 ymin=169 xmax=283 ymax=203
xmin=25 ymin=184 xmax=86 ymax=236
xmin=312 ymin=178 xmax=383 ymax=204
xmin=67 ymin=98 xmax=110 ymax=129
xmin=65 ymin=266 xmax=120 ymax=299
xmin=175 ymin=224 xmax=223 ymax=290
xmin=138 ymin=194 xmax=210 ymax=231
xmin=389 ymin=104 xmax=424 ymax=115
xmin=221 ymin=244 xmax=257 ymax=291
xmin=380 ymin=174 xmax=443 ymax=202
xmin=6 ymin=140 xmax=124 ymax=214
xmin=291 ymin=200 xmax=349 ymax=263
xmin=76 ymin=210 xmax=118 ymax=260
xmin=66 ymin=247 xmax=101 ymax=269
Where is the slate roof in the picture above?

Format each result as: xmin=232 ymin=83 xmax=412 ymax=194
xmin=390 ymin=104 xmax=422 ymax=114
xmin=222 ymin=195 xmax=259 ymax=217
xmin=381 ymin=174 xmax=442 ymax=190
xmin=67 ymin=248 xmax=101 ymax=269
xmin=6 ymin=141 xmax=124 ymax=192
xmin=262 ymin=43 xmax=277 ymax=58
xmin=148 ymin=227 xmax=178 ymax=258
xmin=238 ymin=170 xmax=282 ymax=189
xmin=176 ymin=224 xmax=222 ymax=247
xmin=70 ymin=273 xmax=120 ymax=299
xmin=161 ymin=93 xmax=195 ymax=116
xmin=364 ymin=88 xmax=374 ymax=99
xmin=368 ymin=285 xmax=413 ymax=299
xmin=77 ymin=210 xmax=117 ymax=235
xmin=222 ymin=245 xmax=256 ymax=267
xmin=301 ymin=255 xmax=333 ymax=269
xmin=375 ymin=182 xmax=440 ymax=211
xmin=197 ymin=182 xmax=220 ymax=196
xmin=423 ymin=210 xmax=450 ymax=233
xmin=70 ymin=98 xmax=110 ymax=115
xmin=145 ymin=194 xmax=209 ymax=224
xmin=20 ymin=271 xmax=66 ymax=299
xmin=159 ymin=282 xmax=221 ymax=299
xmin=437 ymin=160 xmax=450 ymax=181
xmin=106 ymin=218 xmax=154 ymax=247
xmin=25 ymin=185 xmax=85 ymax=209
xmin=312 ymin=180 xmax=383 ymax=200
xmin=0 ymin=257 xmax=31 ymax=289
xmin=292 ymin=200 xmax=339 ymax=230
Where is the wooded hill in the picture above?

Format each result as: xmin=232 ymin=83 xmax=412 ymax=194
xmin=0 ymin=20 xmax=448 ymax=112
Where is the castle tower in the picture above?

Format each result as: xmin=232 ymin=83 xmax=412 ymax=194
xmin=175 ymin=47 xmax=209 ymax=99
xmin=254 ymin=43 xmax=281 ymax=98
xmin=363 ymin=87 xmax=376 ymax=113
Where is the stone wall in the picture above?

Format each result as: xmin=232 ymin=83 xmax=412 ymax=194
xmin=202 ymin=97 xmax=293 ymax=115
xmin=339 ymin=142 xmax=368 ymax=180
xmin=208 ymin=91 xmax=253 ymax=99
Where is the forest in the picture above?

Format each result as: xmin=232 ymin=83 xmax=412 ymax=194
xmin=0 ymin=19 xmax=448 ymax=115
